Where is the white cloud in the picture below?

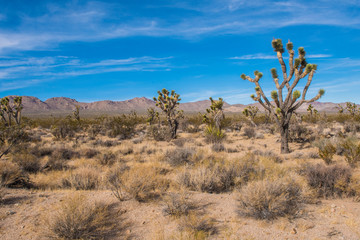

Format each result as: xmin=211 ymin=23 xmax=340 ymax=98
xmin=0 ymin=1 xmax=359 ymax=53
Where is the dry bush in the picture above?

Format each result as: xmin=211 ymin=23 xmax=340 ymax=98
xmin=314 ymin=138 xmax=336 ymax=165
xmin=163 ymin=148 xmax=195 ymax=167
xmin=81 ymin=148 xmax=100 ymax=159
xmin=303 ymin=164 xmax=352 ymax=198
xmin=97 ymin=152 xmax=117 ymax=166
xmin=118 ymin=145 xmax=134 ymax=156
xmin=172 ymin=138 xmax=186 ymax=147
xmin=340 ymin=137 xmax=360 ymax=167
xmin=237 ymin=179 xmax=303 ymax=220
xmin=252 ymin=150 xmax=283 ymax=163
xmin=289 ymin=124 xmax=313 ymax=143
xmin=107 ymin=163 xmax=130 ymax=201
xmin=117 ymin=165 xmax=168 ymax=202
xmin=179 ymin=154 xmax=263 ymax=193
xmin=179 ymin=214 xmax=217 ymax=238
xmin=147 ymin=125 xmax=171 ymax=141
xmin=52 ymin=147 xmax=79 ymax=160
xmin=62 ymin=167 xmax=100 ymax=190
xmin=211 ymin=143 xmax=225 ymax=152
xmin=92 ymin=139 xmax=119 ymax=147
xmin=104 ymin=113 xmax=142 ymax=139
xmin=0 ymin=186 xmax=5 ymax=203
xmin=12 ymin=153 xmax=41 ymax=173
xmin=30 ymin=145 xmax=53 ymax=158
xmin=32 ymin=171 xmax=70 ymax=190
xmin=162 ymin=192 xmax=197 ymax=217
xmin=243 ymin=127 xmax=256 ymax=139
xmin=0 ymin=161 xmax=30 ymax=188
xmin=45 ymin=193 xmax=122 ymax=239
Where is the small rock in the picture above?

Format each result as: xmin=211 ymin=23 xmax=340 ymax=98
xmin=7 ymin=210 xmax=16 ymax=215
xmin=291 ymin=228 xmax=297 ymax=234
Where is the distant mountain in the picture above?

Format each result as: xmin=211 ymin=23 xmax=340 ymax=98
xmin=4 ymin=95 xmax=354 ymax=115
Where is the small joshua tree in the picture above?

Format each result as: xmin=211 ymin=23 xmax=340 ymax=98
xmin=153 ymin=89 xmax=183 ymax=139
xmin=242 ymin=106 xmax=259 ymax=127
xmin=241 ymin=39 xmax=325 ymax=153
xmin=336 ymin=104 xmax=344 ymax=114
xmin=203 ymin=97 xmax=225 ymax=130
xmin=0 ymin=96 xmax=25 ymax=159
xmin=202 ymin=97 xmax=226 ymax=143
xmin=146 ymin=107 xmax=160 ymax=126
xmin=345 ymin=102 xmax=358 ymax=117
xmin=73 ymin=105 xmax=81 ymax=122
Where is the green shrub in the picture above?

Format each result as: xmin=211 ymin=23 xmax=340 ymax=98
xmin=314 ymin=138 xmax=336 ymax=165
xmin=204 ymin=125 xmax=225 ymax=144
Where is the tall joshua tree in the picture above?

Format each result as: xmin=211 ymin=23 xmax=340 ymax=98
xmin=153 ymin=89 xmax=183 ymax=139
xmin=241 ymin=39 xmax=325 ymax=153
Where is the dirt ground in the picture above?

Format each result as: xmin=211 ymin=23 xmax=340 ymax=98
xmin=1 ymin=126 xmax=360 ymax=240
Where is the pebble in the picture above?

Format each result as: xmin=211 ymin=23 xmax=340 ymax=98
xmin=7 ymin=210 xmax=16 ymax=215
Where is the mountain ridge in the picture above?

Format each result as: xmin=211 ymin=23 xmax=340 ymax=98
xmin=4 ymin=95 xmax=354 ymax=115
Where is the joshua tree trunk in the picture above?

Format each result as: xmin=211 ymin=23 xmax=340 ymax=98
xmin=280 ymin=121 xmax=290 ymax=154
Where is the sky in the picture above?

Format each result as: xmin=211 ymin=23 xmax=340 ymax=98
xmin=0 ymin=0 xmax=360 ymax=104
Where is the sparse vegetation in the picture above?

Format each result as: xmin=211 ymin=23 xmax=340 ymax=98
xmin=237 ymin=179 xmax=303 ymax=220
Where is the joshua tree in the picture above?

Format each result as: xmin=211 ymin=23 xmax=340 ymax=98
xmin=203 ymin=97 xmax=225 ymax=130
xmin=242 ymin=106 xmax=259 ymax=127
xmin=73 ymin=105 xmax=81 ymax=122
xmin=153 ymin=89 xmax=183 ymax=139
xmin=0 ymin=96 xmax=23 ymax=126
xmin=345 ymin=102 xmax=358 ymax=117
xmin=146 ymin=107 xmax=160 ymax=126
xmin=336 ymin=104 xmax=344 ymax=114
xmin=241 ymin=39 xmax=325 ymax=153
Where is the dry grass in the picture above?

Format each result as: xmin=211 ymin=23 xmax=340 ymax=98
xmin=162 ymin=191 xmax=197 ymax=217
xmin=237 ymin=178 xmax=303 ymax=220
xmin=62 ymin=166 xmax=100 ymax=190
xmin=45 ymin=193 xmax=124 ymax=239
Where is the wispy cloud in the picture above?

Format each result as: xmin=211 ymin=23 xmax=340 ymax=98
xmin=0 ymin=55 xmax=173 ymax=92
xmin=0 ymin=1 xmax=359 ymax=53
xmin=229 ymin=54 xmax=277 ymax=60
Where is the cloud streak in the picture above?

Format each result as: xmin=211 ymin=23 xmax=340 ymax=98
xmin=0 ymin=1 xmax=359 ymax=53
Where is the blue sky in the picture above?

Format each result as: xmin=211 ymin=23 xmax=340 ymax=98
xmin=0 ymin=0 xmax=360 ymax=104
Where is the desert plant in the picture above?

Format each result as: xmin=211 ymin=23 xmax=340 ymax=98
xmin=243 ymin=127 xmax=256 ymax=139
xmin=203 ymin=97 xmax=225 ymax=130
xmin=303 ymin=164 xmax=352 ymax=198
xmin=204 ymin=125 xmax=225 ymax=144
xmin=0 ymin=96 xmax=23 ymax=126
xmin=162 ymin=192 xmax=196 ymax=217
xmin=154 ymin=89 xmax=183 ymax=139
xmin=73 ymin=105 xmax=81 ymax=122
xmin=237 ymin=179 xmax=302 ymax=220
xmin=242 ymin=106 xmax=259 ymax=127
xmin=12 ymin=153 xmax=41 ymax=173
xmin=97 ymin=152 xmax=117 ymax=166
xmin=211 ymin=143 xmax=225 ymax=152
xmin=104 ymin=112 xmax=141 ymax=139
xmin=147 ymin=125 xmax=170 ymax=141
xmin=107 ymin=164 xmax=130 ymax=201
xmin=340 ymin=137 xmax=360 ymax=167
xmin=121 ymin=165 xmax=168 ymax=202
xmin=241 ymin=39 xmax=325 ymax=153
xmin=164 ymin=148 xmax=195 ymax=167
xmin=62 ymin=167 xmax=100 ymax=190
xmin=146 ymin=107 xmax=160 ymax=126
xmin=314 ymin=138 xmax=336 ymax=165
xmin=345 ymin=102 xmax=359 ymax=117
xmin=179 ymin=214 xmax=217 ymax=238
xmin=46 ymin=193 xmax=121 ymax=239
xmin=0 ymin=161 xmax=30 ymax=188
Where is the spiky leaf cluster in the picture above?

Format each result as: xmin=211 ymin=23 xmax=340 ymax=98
xmin=272 ymin=39 xmax=284 ymax=53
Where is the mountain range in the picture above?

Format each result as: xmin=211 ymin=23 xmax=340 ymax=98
xmin=5 ymin=95 xmax=351 ymax=116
